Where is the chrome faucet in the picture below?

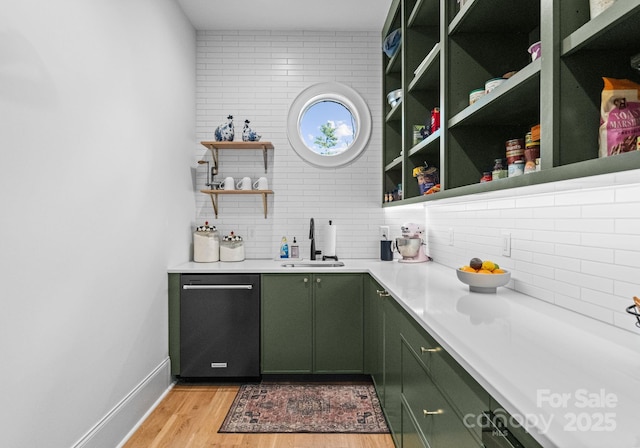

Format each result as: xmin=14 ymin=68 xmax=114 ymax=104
xmin=309 ymin=218 xmax=320 ymax=260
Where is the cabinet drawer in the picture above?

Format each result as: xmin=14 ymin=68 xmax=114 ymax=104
xmin=400 ymin=310 xmax=440 ymax=371
xmin=402 ymin=340 xmax=482 ymax=448
xmin=432 ymin=348 xmax=491 ymax=442
xmin=401 ymin=401 xmax=428 ymax=448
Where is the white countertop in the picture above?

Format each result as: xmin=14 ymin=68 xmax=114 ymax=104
xmin=169 ymin=259 xmax=640 ymax=447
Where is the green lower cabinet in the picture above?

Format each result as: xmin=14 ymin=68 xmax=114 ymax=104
xmin=261 ymin=274 xmax=313 ymax=373
xmin=364 ymin=276 xmax=385 ymax=394
xmin=401 ymin=400 xmax=428 ymax=448
xmin=314 ymin=273 xmax=363 ymax=373
xmin=401 ymin=339 xmax=483 ymax=448
xmin=384 ymin=295 xmax=404 ymax=447
xmin=261 ymin=273 xmax=363 ymax=374
xmin=168 ymin=273 xmax=181 ymax=376
xmin=431 ymin=344 xmax=491 ymax=444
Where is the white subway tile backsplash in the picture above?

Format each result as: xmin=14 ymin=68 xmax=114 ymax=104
xmin=421 ymin=168 xmax=640 ymax=332
xmin=195 ymin=30 xmax=382 ymax=260
xmin=554 ymin=294 xmax=614 ymax=323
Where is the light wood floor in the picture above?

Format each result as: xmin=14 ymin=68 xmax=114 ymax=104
xmin=123 ymin=383 xmax=395 ymax=448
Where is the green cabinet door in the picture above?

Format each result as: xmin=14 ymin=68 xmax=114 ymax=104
xmin=261 ymin=273 xmax=313 ymax=373
xmin=365 ymin=276 xmax=385 ymax=392
xmin=383 ymin=294 xmax=403 ymax=446
xmin=402 ymin=339 xmax=482 ymax=448
xmin=168 ymin=273 xmax=181 ymax=376
xmin=402 ymin=400 xmax=429 ymax=448
xmin=314 ymin=273 xmax=364 ymax=373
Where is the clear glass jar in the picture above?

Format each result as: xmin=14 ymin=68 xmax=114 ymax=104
xmin=492 ymin=158 xmax=508 ymax=180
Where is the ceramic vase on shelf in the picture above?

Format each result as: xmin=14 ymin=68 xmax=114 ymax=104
xmin=214 ymin=115 xmax=234 ymax=142
xmin=242 ymin=119 xmax=261 ymax=142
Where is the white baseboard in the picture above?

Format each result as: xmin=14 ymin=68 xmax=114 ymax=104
xmin=72 ymin=358 xmax=174 ymax=448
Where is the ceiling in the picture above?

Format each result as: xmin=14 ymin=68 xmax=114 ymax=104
xmin=176 ymin=0 xmax=393 ymax=31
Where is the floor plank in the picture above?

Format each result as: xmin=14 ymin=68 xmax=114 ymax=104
xmin=123 ymin=384 xmax=395 ymax=448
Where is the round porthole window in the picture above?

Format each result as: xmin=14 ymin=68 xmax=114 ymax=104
xmin=287 ymin=82 xmax=372 ymax=168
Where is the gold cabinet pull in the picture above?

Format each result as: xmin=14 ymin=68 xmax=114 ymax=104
xmin=376 ymin=289 xmax=390 ymax=297
xmin=420 ymin=346 xmax=441 ymax=353
xmin=423 ymin=409 xmax=444 ymax=416
xmin=303 ymin=277 xmax=309 ymax=283
xmin=316 ymin=278 xmax=321 ymax=283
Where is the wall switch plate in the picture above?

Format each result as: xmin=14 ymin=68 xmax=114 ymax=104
xmin=379 ymin=226 xmax=390 ymax=240
xmin=448 ymin=228 xmax=454 ymax=246
xmin=501 ymin=231 xmax=511 ymax=257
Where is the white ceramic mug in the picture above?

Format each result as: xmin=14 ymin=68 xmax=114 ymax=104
xmin=236 ymin=176 xmax=252 ymax=190
xmin=253 ymin=176 xmax=268 ymax=190
xmin=219 ymin=176 xmax=235 ymax=190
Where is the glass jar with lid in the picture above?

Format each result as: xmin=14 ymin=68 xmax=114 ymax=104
xmin=492 ymin=158 xmax=508 ymax=180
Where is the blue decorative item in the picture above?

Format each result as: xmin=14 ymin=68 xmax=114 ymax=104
xmin=242 ymin=119 xmax=261 ymax=142
xmin=383 ymin=28 xmax=401 ymax=58
xmin=214 ymin=115 xmax=234 ymax=141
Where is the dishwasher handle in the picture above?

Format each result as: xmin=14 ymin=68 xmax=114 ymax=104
xmin=183 ymin=284 xmax=253 ymax=290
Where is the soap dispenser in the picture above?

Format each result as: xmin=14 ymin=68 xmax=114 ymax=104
xmin=291 ymin=237 xmax=299 ymax=259
xmin=280 ymin=236 xmax=289 ymax=258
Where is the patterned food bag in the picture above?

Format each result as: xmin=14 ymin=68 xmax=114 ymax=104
xmin=599 ymin=77 xmax=640 ymax=157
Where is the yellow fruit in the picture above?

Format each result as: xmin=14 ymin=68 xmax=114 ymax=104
xmin=460 ymin=266 xmax=476 ymax=273
xmin=481 ymin=260 xmax=496 ymax=271
xmin=477 ymin=269 xmax=492 ymax=274
xmin=493 ymin=268 xmax=506 ymax=274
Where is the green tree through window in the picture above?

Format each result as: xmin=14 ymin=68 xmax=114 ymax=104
xmin=314 ymin=122 xmax=339 ymax=150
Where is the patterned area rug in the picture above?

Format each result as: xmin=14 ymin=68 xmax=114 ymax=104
xmin=219 ymin=383 xmax=389 ymax=433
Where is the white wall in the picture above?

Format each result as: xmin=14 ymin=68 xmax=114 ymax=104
xmin=194 ymin=30 xmax=384 ymax=259
xmin=0 ymin=1 xmax=195 ymax=447
xmin=387 ymin=169 xmax=640 ymax=333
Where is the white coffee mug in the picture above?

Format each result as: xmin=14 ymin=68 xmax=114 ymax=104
xmin=236 ymin=176 xmax=252 ymax=190
xmin=220 ymin=176 xmax=235 ymax=190
xmin=253 ymin=176 xmax=268 ymax=190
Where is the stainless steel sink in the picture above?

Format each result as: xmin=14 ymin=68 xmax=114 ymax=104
xmin=281 ymin=261 xmax=345 ymax=268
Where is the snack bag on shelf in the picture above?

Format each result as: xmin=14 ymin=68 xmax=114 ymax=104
xmin=599 ymin=77 xmax=640 ymax=157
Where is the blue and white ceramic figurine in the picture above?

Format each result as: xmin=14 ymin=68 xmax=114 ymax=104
xmin=214 ymin=115 xmax=234 ymax=141
xmin=242 ymin=119 xmax=261 ymax=142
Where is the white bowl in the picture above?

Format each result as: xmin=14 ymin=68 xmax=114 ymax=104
xmin=456 ymin=268 xmax=511 ymax=293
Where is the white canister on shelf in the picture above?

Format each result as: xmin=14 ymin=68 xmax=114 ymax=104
xmin=193 ymin=222 xmax=219 ymax=262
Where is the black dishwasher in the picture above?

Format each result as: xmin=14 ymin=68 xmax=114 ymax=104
xmin=180 ymin=274 xmax=260 ymax=378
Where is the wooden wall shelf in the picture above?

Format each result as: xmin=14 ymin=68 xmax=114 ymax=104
xmin=200 ymin=189 xmax=274 ymax=219
xmin=200 ymin=141 xmax=274 ymax=173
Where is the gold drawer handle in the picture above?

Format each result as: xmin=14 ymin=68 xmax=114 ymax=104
xmin=420 ymin=346 xmax=441 ymax=353
xmin=376 ymin=289 xmax=390 ymax=297
xmin=423 ymin=409 xmax=444 ymax=416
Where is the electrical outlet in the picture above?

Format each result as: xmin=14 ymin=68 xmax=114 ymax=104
xmin=379 ymin=226 xmax=390 ymax=240
xmin=448 ymin=228 xmax=454 ymax=246
xmin=501 ymin=231 xmax=511 ymax=257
